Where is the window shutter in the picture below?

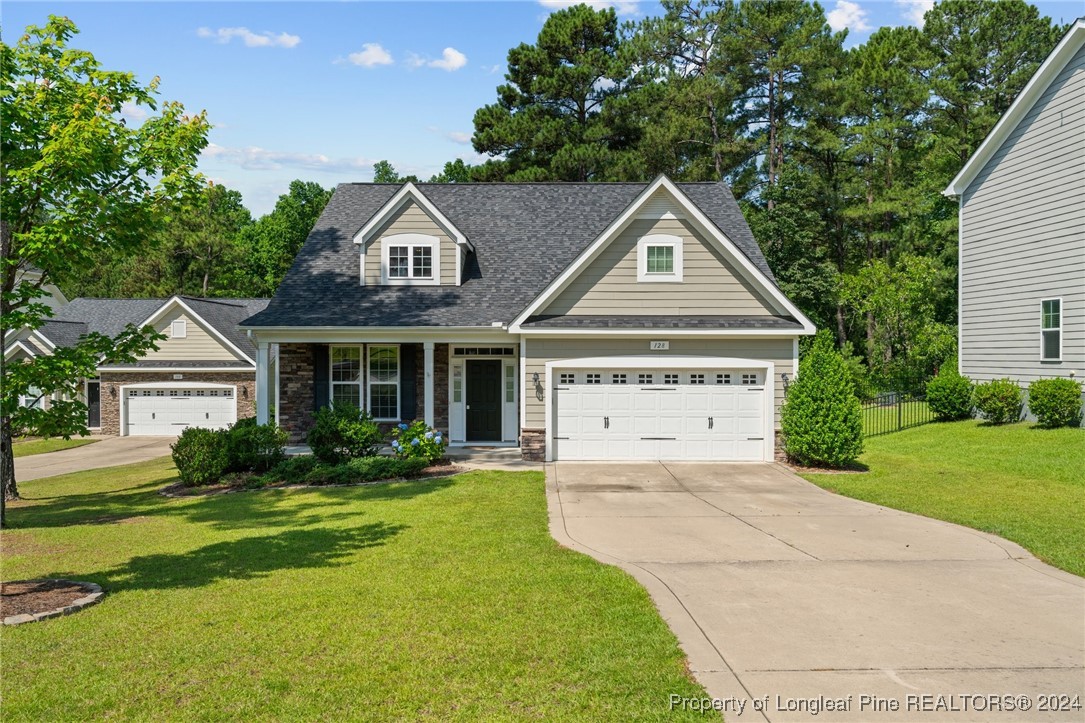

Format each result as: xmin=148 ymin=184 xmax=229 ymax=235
xmin=312 ymin=344 xmax=330 ymax=411
xmin=400 ymin=344 xmax=417 ymax=422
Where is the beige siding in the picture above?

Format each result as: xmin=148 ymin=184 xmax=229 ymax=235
xmin=363 ymin=201 xmax=459 ymax=285
xmin=541 ymin=216 xmax=778 ymax=317
xmin=523 ymin=337 xmax=795 ymax=429
xmin=145 ymin=308 xmax=242 ymax=362
xmin=960 ymin=43 xmax=1085 ymax=383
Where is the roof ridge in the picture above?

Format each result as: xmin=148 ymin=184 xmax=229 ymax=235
xmin=340 ymin=181 xmax=724 ymax=187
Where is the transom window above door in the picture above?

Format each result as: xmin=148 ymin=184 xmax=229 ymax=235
xmin=380 ymin=234 xmax=440 ymax=285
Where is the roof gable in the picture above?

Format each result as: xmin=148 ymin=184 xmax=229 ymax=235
xmin=354 ymin=182 xmax=472 ymax=252
xmin=945 ymin=19 xmax=1085 ymax=196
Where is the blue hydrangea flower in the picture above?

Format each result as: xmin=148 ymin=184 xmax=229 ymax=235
xmin=434 ymin=435 xmax=442 ymax=445
xmin=425 ymin=431 xmax=434 ymax=440
xmin=411 ymin=438 xmax=420 ymax=446
xmin=391 ymin=440 xmax=399 ymax=448
xmin=398 ymin=423 xmax=409 ymax=431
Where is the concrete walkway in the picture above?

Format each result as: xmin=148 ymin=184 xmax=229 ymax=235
xmin=546 ymin=462 xmax=1085 ymax=722
xmin=14 ymin=436 xmax=176 ymax=481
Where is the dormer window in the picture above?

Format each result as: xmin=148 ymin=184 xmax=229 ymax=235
xmin=637 ymin=234 xmax=683 ymax=282
xmin=381 ymin=234 xmax=440 ymax=285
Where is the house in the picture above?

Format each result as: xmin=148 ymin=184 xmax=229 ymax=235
xmin=242 ymin=175 xmax=815 ymax=462
xmin=944 ymin=19 xmax=1085 ymax=401
xmin=4 ymin=296 xmax=270 ymax=435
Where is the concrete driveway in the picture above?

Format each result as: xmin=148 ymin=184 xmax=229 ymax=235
xmin=15 ymin=436 xmax=175 ymax=482
xmin=547 ymin=462 xmax=1085 ymax=722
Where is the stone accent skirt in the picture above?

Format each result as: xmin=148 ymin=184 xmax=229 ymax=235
xmin=521 ymin=428 xmax=545 ymax=461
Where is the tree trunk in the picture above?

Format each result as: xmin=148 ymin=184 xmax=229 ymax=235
xmin=707 ymin=95 xmax=722 ymax=179
xmin=767 ymin=69 xmax=776 ymax=210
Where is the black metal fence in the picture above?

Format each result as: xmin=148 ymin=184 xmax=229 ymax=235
xmin=861 ymin=392 xmax=934 ymax=437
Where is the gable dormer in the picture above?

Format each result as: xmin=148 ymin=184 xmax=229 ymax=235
xmin=353 ymin=183 xmax=472 ymax=287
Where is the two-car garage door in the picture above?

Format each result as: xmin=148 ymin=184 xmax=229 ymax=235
xmin=126 ymin=387 xmax=236 ymax=436
xmin=554 ymin=369 xmax=767 ymax=461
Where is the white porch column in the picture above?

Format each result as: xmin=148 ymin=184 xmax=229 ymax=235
xmin=256 ymin=341 xmax=270 ymax=425
xmin=423 ymin=341 xmax=435 ymax=427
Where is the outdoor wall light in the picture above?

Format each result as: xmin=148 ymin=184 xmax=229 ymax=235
xmin=109 ymin=384 xmax=116 ymax=398
xmin=532 ymin=372 xmax=540 ymax=384
xmin=242 ymin=386 xmax=248 ymax=399
xmin=781 ymin=372 xmax=790 ymax=391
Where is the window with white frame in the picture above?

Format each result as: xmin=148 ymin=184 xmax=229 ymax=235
xmin=331 ymin=346 xmax=362 ymax=408
xmin=368 ymin=345 xmax=400 ymax=420
xmin=560 ymin=373 xmax=576 ymax=385
xmin=690 ymin=373 xmax=705 ymax=384
xmin=741 ymin=373 xmax=758 ymax=385
xmin=1041 ymin=299 xmax=1061 ymax=361
xmin=171 ymin=319 xmax=187 ymax=339
xmin=612 ymin=373 xmax=628 ymax=384
xmin=638 ymin=373 xmax=654 ymax=385
xmin=586 ymin=373 xmax=601 ymax=384
xmin=716 ymin=373 xmax=731 ymax=385
xmin=19 ymin=386 xmax=44 ymax=409
xmin=381 ymin=234 xmax=439 ymax=285
xmin=637 ymin=234 xmax=683 ymax=282
xmin=664 ymin=373 xmax=679 ymax=385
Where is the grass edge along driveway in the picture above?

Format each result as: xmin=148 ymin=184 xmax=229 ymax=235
xmin=802 ymin=420 xmax=1085 ymax=577
xmin=11 ymin=437 xmax=98 ymax=458
xmin=2 ymin=458 xmax=708 ymax=721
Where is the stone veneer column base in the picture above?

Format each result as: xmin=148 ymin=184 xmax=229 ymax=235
xmin=521 ymin=428 xmax=545 ymax=461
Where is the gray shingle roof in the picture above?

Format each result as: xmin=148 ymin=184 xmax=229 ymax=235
xmin=36 ymin=320 xmax=89 ymax=349
xmin=521 ymin=315 xmax=803 ymax=330
xmin=242 ymin=180 xmax=776 ymax=329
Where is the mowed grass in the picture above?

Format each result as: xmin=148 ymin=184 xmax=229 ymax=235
xmin=1 ymin=459 xmax=707 ymax=721
xmin=11 ymin=437 xmax=98 ymax=457
xmin=803 ymin=420 xmax=1085 ymax=576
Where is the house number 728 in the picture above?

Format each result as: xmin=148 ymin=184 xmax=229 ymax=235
xmin=650 ymin=341 xmax=669 ymax=350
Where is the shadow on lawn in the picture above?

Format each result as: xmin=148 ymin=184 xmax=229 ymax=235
xmin=44 ymin=522 xmax=407 ymax=591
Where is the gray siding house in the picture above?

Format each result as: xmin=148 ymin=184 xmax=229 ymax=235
xmin=944 ymin=19 xmax=1085 ymax=395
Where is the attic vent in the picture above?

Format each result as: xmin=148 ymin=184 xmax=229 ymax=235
xmin=637 ymin=190 xmax=683 ymax=220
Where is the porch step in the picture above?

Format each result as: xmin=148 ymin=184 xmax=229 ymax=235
xmin=444 ymin=446 xmax=524 ymax=462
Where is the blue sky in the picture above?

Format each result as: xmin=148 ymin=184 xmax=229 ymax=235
xmin=5 ymin=1 xmax=1083 ymax=215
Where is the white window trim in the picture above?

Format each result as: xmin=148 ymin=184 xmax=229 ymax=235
xmin=1040 ymin=297 xmax=1062 ymax=362
xmin=367 ymin=344 xmax=401 ymax=421
xmin=171 ymin=319 xmax=187 ymax=339
xmin=380 ymin=234 xmax=440 ymax=286
xmin=329 ymin=345 xmax=363 ymax=408
xmin=637 ymin=234 xmax=683 ymax=283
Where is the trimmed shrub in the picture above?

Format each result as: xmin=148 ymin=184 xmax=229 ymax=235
xmin=171 ymin=427 xmax=230 ymax=486
xmin=260 ymin=455 xmax=429 ymax=486
xmin=306 ymin=403 xmax=382 ymax=463
xmin=348 ymin=455 xmax=428 ymax=481
xmin=1028 ymin=378 xmax=1083 ymax=428
xmin=226 ymin=417 xmax=288 ymax=473
xmin=972 ymin=378 xmax=1023 ymax=425
xmin=781 ymin=332 xmax=864 ymax=467
xmin=390 ymin=420 xmax=447 ymax=463
xmin=926 ymin=358 xmax=974 ymax=421
xmin=263 ymin=455 xmax=320 ymax=484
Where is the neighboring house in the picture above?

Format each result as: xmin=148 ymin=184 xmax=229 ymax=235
xmin=12 ymin=265 xmax=69 ymax=313
xmin=4 ymin=296 xmax=271 ymax=435
xmin=944 ymin=19 xmax=1085 ymax=400
xmin=242 ymin=175 xmax=815 ymax=461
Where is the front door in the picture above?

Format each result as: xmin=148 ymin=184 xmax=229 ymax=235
xmin=466 ymin=360 xmax=502 ymax=441
xmin=87 ymin=381 xmax=101 ymax=428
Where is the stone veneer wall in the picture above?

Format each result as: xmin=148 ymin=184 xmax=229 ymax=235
xmin=98 ymin=371 xmax=255 ymax=436
xmin=277 ymin=344 xmax=316 ymax=442
xmin=521 ymin=428 xmax=545 ymax=461
xmin=409 ymin=344 xmax=450 ymax=433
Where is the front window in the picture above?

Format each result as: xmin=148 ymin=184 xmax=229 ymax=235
xmin=368 ymin=345 xmax=400 ymax=420
xmin=1041 ymin=299 xmax=1061 ymax=361
xmin=331 ymin=346 xmax=362 ymax=407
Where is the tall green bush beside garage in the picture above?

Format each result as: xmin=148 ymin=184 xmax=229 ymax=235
xmin=781 ymin=332 xmax=863 ymax=467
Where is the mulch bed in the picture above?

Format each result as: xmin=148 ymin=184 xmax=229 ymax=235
xmin=775 ymin=449 xmax=868 ymax=475
xmin=1 ymin=579 xmax=99 ymax=619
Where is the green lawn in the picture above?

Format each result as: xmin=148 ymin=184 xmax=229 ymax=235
xmin=11 ymin=437 xmax=98 ymax=458
xmin=802 ymin=420 xmax=1085 ymax=576
xmin=1 ymin=459 xmax=706 ymax=721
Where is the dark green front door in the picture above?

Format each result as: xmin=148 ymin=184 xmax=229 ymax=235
xmin=466 ymin=360 xmax=502 ymax=441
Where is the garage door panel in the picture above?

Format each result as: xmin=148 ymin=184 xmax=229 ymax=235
xmin=127 ymin=387 xmax=235 ymax=436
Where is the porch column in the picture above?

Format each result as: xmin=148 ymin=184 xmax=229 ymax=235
xmin=423 ymin=341 xmax=435 ymax=427
xmin=256 ymin=341 xmax=270 ymax=425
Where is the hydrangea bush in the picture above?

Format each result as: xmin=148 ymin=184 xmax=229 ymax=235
xmin=390 ymin=420 xmax=447 ymax=463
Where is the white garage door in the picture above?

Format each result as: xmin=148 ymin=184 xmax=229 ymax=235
xmin=554 ymin=370 xmax=766 ymax=461
xmin=126 ymin=387 xmax=236 ymax=436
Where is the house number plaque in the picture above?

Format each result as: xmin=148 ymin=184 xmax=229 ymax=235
xmin=650 ymin=341 xmax=669 ymax=350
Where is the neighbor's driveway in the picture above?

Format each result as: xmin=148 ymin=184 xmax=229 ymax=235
xmin=14 ymin=436 xmax=175 ymax=482
xmin=547 ymin=462 xmax=1085 ymax=722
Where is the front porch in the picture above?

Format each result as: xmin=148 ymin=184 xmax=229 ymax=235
xmin=256 ymin=341 xmax=521 ymax=450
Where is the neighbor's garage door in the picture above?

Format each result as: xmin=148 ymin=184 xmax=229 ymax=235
xmin=554 ymin=370 xmax=766 ymax=461
xmin=126 ymin=387 xmax=236 ymax=436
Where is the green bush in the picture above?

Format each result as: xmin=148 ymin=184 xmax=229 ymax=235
xmin=259 ymin=455 xmax=430 ymax=486
xmin=781 ymin=332 xmax=864 ymax=467
xmin=1028 ymin=378 xmax=1083 ymax=428
xmin=226 ymin=417 xmax=289 ymax=472
xmin=926 ymin=358 xmax=974 ymax=421
xmin=306 ymin=403 xmax=382 ymax=463
xmin=263 ymin=455 xmax=319 ymax=484
xmin=171 ymin=427 xmax=230 ymax=486
xmin=390 ymin=420 xmax=447 ymax=463
xmin=972 ymin=378 xmax=1023 ymax=424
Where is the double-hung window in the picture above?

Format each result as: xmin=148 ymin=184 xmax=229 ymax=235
xmin=1041 ymin=299 xmax=1061 ymax=361
xmin=381 ymin=234 xmax=438 ymax=285
xmin=330 ymin=347 xmax=362 ymax=407
xmin=637 ymin=234 xmax=683 ymax=282
xmin=368 ymin=345 xmax=400 ymax=420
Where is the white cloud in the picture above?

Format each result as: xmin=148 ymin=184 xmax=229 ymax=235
xmin=895 ymin=0 xmax=934 ymax=27
xmin=346 ymin=43 xmax=394 ymax=68
xmin=538 ymin=0 xmax=640 ymax=17
xmin=196 ymin=26 xmax=300 ymax=49
xmin=119 ymin=102 xmax=148 ymax=123
xmin=446 ymin=131 xmax=472 ymax=145
xmin=201 ymin=143 xmax=374 ymax=173
xmin=826 ymin=0 xmax=871 ymax=33
xmin=483 ymin=64 xmax=503 ymax=75
xmin=407 ymin=47 xmax=468 ymax=72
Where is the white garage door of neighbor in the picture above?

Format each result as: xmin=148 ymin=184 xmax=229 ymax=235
xmin=554 ymin=369 xmax=766 ymax=461
xmin=126 ymin=387 xmax=236 ymax=436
